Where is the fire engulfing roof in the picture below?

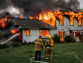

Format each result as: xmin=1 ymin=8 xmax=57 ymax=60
xmin=15 ymin=18 xmax=56 ymax=29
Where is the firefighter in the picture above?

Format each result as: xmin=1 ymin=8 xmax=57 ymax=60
xmin=34 ymin=36 xmax=44 ymax=61
xmin=45 ymin=36 xmax=54 ymax=60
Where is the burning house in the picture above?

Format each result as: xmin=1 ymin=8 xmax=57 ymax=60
xmin=12 ymin=9 xmax=83 ymax=43
xmin=0 ymin=0 xmax=83 ymax=44
xmin=0 ymin=9 xmax=83 ymax=44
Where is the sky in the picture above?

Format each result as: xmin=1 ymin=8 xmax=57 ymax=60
xmin=79 ymin=0 xmax=83 ymax=8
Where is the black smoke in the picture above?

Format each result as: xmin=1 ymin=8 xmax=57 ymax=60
xmin=0 ymin=12 xmax=16 ymax=40
xmin=0 ymin=0 xmax=80 ymax=17
xmin=10 ymin=0 xmax=80 ymax=17
xmin=0 ymin=0 xmax=11 ymax=10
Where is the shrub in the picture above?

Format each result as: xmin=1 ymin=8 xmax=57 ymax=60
xmin=22 ymin=41 xmax=28 ymax=45
xmin=12 ymin=42 xmax=21 ymax=47
xmin=22 ymin=41 xmax=34 ymax=45
xmin=64 ymin=35 xmax=76 ymax=42
xmin=52 ymin=34 xmax=60 ymax=43
xmin=0 ymin=43 xmax=10 ymax=49
xmin=27 ymin=42 xmax=32 ymax=44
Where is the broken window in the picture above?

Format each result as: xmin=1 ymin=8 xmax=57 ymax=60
xmin=26 ymin=30 xmax=30 ymax=35
xmin=40 ymin=30 xmax=50 ymax=37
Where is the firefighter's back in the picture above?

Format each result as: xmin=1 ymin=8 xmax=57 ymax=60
xmin=34 ymin=38 xmax=43 ymax=51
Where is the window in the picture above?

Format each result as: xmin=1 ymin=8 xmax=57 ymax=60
xmin=78 ymin=19 xmax=82 ymax=26
xmin=75 ymin=33 xmax=79 ymax=37
xmin=26 ymin=30 xmax=30 ymax=35
xmin=59 ymin=15 xmax=63 ymax=25
xmin=40 ymin=30 xmax=50 ymax=37
xmin=71 ymin=32 xmax=74 ymax=37
xmin=70 ymin=16 xmax=74 ymax=26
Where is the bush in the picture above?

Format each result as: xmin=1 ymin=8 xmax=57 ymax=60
xmin=12 ymin=42 xmax=21 ymax=47
xmin=0 ymin=43 xmax=10 ymax=49
xmin=64 ymin=35 xmax=76 ymax=42
xmin=22 ymin=41 xmax=34 ymax=45
xmin=52 ymin=34 xmax=60 ymax=43
xmin=22 ymin=41 xmax=28 ymax=45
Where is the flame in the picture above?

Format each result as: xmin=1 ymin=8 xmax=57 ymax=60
xmin=29 ymin=16 xmax=33 ymax=19
xmin=0 ymin=15 xmax=8 ymax=29
xmin=15 ymin=23 xmax=17 ymax=24
xmin=30 ymin=11 xmax=56 ymax=26
xmin=19 ymin=15 xmax=23 ymax=19
xmin=64 ymin=11 xmax=74 ymax=25
xmin=75 ymin=38 xmax=77 ymax=41
xmin=10 ymin=30 xmax=16 ymax=34
xmin=77 ymin=12 xmax=82 ymax=26
xmin=40 ymin=30 xmax=42 ymax=37
xmin=60 ymin=31 xmax=63 ymax=42
xmin=26 ymin=30 xmax=30 ymax=35
xmin=5 ymin=16 xmax=8 ymax=21
xmin=29 ymin=10 xmax=83 ymax=26
xmin=40 ymin=30 xmax=50 ymax=37
xmin=0 ymin=18 xmax=5 ymax=28
xmin=54 ymin=10 xmax=63 ymax=25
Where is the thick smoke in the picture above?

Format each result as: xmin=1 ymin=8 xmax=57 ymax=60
xmin=0 ymin=12 xmax=16 ymax=40
xmin=0 ymin=0 xmax=10 ymax=10
xmin=10 ymin=0 xmax=80 ymax=17
xmin=54 ymin=0 xmax=80 ymax=10
xmin=0 ymin=0 xmax=80 ymax=17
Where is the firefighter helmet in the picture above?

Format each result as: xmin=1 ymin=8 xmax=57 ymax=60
xmin=48 ymin=36 xmax=51 ymax=39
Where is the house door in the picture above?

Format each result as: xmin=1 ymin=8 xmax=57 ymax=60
xmin=79 ymin=32 xmax=83 ymax=42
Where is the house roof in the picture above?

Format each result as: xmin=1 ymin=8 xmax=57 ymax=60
xmin=15 ymin=18 xmax=56 ymax=29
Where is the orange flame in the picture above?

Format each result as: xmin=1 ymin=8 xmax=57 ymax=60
xmin=0 ymin=18 xmax=5 ymax=28
xmin=0 ymin=15 xmax=8 ymax=29
xmin=30 ymin=11 xmax=56 ymax=26
xmin=19 ymin=16 xmax=23 ymax=19
xmin=10 ymin=30 xmax=16 ymax=34
xmin=64 ymin=11 xmax=74 ymax=25
xmin=29 ymin=10 xmax=83 ymax=26
xmin=60 ymin=31 xmax=63 ymax=42
xmin=54 ymin=10 xmax=63 ymax=25
xmin=5 ymin=16 xmax=8 ymax=21
xmin=75 ymin=38 xmax=77 ymax=41
xmin=29 ymin=16 xmax=33 ymax=19
xmin=77 ymin=12 xmax=82 ymax=26
xmin=26 ymin=30 xmax=30 ymax=35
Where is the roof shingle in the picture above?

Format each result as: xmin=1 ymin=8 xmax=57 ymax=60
xmin=16 ymin=18 xmax=56 ymax=29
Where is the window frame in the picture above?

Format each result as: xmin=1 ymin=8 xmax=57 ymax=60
xmin=59 ymin=16 xmax=64 ymax=26
xmin=26 ymin=30 xmax=30 ymax=36
xmin=39 ymin=29 xmax=50 ymax=37
xmin=78 ymin=18 xmax=82 ymax=26
xmin=69 ymin=17 xmax=74 ymax=26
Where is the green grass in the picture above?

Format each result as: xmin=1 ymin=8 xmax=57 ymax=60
xmin=0 ymin=42 xmax=83 ymax=63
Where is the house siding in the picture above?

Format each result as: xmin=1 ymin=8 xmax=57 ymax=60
xmin=22 ymin=29 xmax=40 ymax=43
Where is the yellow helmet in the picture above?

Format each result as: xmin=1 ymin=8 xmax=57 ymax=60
xmin=48 ymin=36 xmax=51 ymax=39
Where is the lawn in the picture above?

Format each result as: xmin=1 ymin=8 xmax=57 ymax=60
xmin=0 ymin=42 xmax=83 ymax=63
